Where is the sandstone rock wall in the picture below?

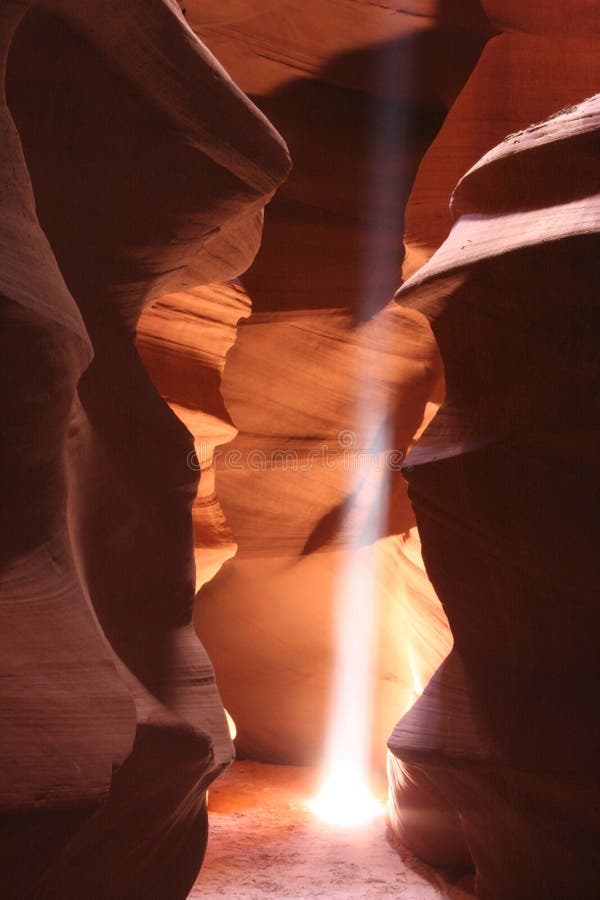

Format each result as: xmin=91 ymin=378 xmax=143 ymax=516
xmin=2 ymin=2 xmax=598 ymax=897
xmin=389 ymin=94 xmax=600 ymax=899
xmin=192 ymin=0 xmax=492 ymax=777
xmin=1 ymin=2 xmax=289 ymax=896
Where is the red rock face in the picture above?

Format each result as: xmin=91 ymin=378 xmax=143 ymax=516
xmin=187 ymin=3 xmax=598 ymax=895
xmin=2 ymin=1 xmax=599 ymax=897
xmin=188 ymin=0 xmax=492 ymax=316
xmin=184 ymin=9 xmax=599 ymax=896
xmin=406 ymin=3 xmax=600 ymax=263
xmin=191 ymin=0 xmax=492 ymax=777
xmin=1 ymin=1 xmax=288 ymax=897
xmin=389 ymin=96 xmax=600 ymax=897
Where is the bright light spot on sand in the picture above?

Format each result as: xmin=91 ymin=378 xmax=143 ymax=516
xmin=309 ymin=767 xmax=383 ymax=827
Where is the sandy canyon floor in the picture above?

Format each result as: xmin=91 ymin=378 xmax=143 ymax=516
xmin=191 ymin=761 xmax=475 ymax=900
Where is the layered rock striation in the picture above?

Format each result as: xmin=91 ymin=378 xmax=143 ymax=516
xmin=1 ymin=1 xmax=288 ymax=897
xmin=389 ymin=95 xmax=600 ymax=898
xmin=194 ymin=0 xmax=493 ymax=776
xmin=2 ymin=2 xmax=599 ymax=897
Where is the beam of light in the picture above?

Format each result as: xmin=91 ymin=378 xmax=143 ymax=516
xmin=309 ymin=38 xmax=413 ymax=827
xmin=309 ymin=425 xmax=393 ymax=826
xmin=309 ymin=542 xmax=385 ymax=826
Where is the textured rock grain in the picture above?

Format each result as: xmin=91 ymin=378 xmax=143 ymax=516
xmin=193 ymin=0 xmax=494 ymax=775
xmin=1 ymin=2 xmax=289 ymax=897
xmin=389 ymin=94 xmax=600 ymax=899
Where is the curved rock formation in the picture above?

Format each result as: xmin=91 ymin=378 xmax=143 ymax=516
xmin=190 ymin=6 xmax=600 ymax=853
xmin=196 ymin=302 xmax=451 ymax=775
xmin=3 ymin=1 xmax=598 ymax=897
xmin=388 ymin=95 xmax=600 ymax=897
xmin=406 ymin=0 xmax=600 ymax=264
xmin=137 ymin=280 xmax=253 ymax=592
xmin=1 ymin=2 xmax=289 ymax=897
xmin=194 ymin=0 xmax=492 ymax=776
xmin=191 ymin=0 xmax=493 ymax=316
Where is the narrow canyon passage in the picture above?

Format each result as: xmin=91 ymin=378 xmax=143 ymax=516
xmin=192 ymin=762 xmax=474 ymax=900
xmin=1 ymin=2 xmax=598 ymax=898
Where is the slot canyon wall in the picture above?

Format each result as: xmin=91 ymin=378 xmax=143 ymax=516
xmin=189 ymin=0 xmax=600 ymax=778
xmin=389 ymin=94 xmax=600 ymax=897
xmin=1 ymin=1 xmax=598 ymax=899
xmin=192 ymin=0 xmax=494 ymax=777
xmin=1 ymin=1 xmax=288 ymax=897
